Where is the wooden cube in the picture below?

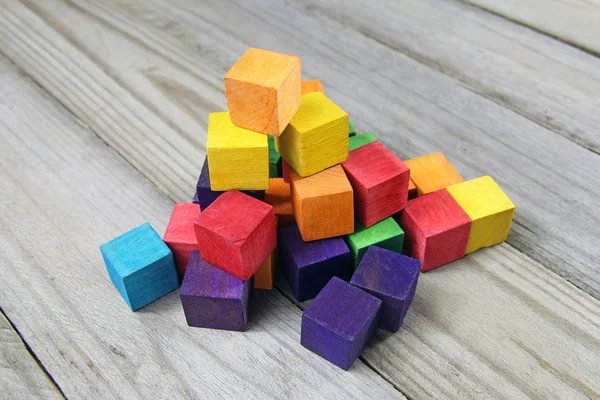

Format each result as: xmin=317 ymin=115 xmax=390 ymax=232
xmin=207 ymin=112 xmax=269 ymax=191
xmin=405 ymin=152 xmax=463 ymax=196
xmin=279 ymin=225 xmax=351 ymax=302
xmin=399 ymin=189 xmax=471 ymax=272
xmin=342 ymin=141 xmax=410 ymax=227
xmin=163 ymin=203 xmax=201 ymax=276
xmin=196 ymin=158 xmax=264 ymax=210
xmin=254 ymin=216 xmax=278 ymax=290
xmin=192 ymin=191 xmax=199 ymax=204
xmin=180 ymin=251 xmax=251 ymax=331
xmin=350 ymin=246 xmax=420 ymax=332
xmin=224 ymin=48 xmax=301 ymax=136
xmin=100 ymin=223 xmax=179 ymax=311
xmin=301 ymin=79 xmax=325 ymax=95
xmin=348 ymin=132 xmax=377 ymax=151
xmin=268 ymin=136 xmax=282 ymax=178
xmin=281 ymin=158 xmax=292 ymax=183
xmin=290 ymin=165 xmax=354 ymax=241
xmin=194 ymin=191 xmax=276 ymax=280
xmin=276 ymin=92 xmax=348 ymax=177
xmin=264 ymin=178 xmax=295 ymax=226
xmin=447 ymin=176 xmax=516 ymax=254
xmin=345 ymin=217 xmax=404 ymax=269
xmin=301 ymin=277 xmax=381 ymax=370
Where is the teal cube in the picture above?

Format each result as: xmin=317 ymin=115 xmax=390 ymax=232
xmin=349 ymin=133 xmax=377 ymax=151
xmin=100 ymin=223 xmax=179 ymax=311
xmin=345 ymin=218 xmax=404 ymax=268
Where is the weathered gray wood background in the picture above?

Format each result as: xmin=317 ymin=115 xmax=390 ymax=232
xmin=1 ymin=0 xmax=599 ymax=399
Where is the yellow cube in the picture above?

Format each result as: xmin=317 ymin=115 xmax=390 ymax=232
xmin=207 ymin=112 xmax=269 ymax=190
xmin=275 ymin=92 xmax=348 ymax=177
xmin=446 ymin=176 xmax=516 ymax=254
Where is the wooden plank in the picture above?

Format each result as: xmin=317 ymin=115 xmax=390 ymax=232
xmin=0 ymin=312 xmax=63 ymax=399
xmin=287 ymin=0 xmax=600 ymax=153
xmin=0 ymin=57 xmax=404 ymax=399
xmin=7 ymin=0 xmax=595 ymax=301
xmin=1 ymin=1 xmax=600 ymax=398
xmin=463 ymin=0 xmax=600 ymax=56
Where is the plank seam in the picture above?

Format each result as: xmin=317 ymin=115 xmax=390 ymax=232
xmin=0 ymin=307 xmax=67 ymax=400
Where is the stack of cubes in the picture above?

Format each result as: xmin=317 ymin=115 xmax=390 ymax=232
xmin=99 ymin=47 xmax=516 ymax=370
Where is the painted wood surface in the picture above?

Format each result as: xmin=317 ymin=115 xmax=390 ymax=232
xmin=3 ymin=0 xmax=597 ymax=297
xmin=0 ymin=56 xmax=405 ymax=399
xmin=301 ymin=79 xmax=325 ymax=95
xmin=163 ymin=202 xmax=201 ymax=276
xmin=0 ymin=312 xmax=62 ymax=399
xmin=264 ymin=178 xmax=295 ymax=226
xmin=2 ymin=0 xmax=600 ymax=398
xmin=405 ymin=152 xmax=464 ymax=196
xmin=463 ymin=0 xmax=600 ymax=57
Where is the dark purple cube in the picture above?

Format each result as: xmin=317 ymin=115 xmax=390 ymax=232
xmin=301 ymin=277 xmax=381 ymax=370
xmin=196 ymin=158 xmax=264 ymax=210
xmin=179 ymin=251 xmax=252 ymax=331
xmin=192 ymin=191 xmax=199 ymax=204
xmin=350 ymin=246 xmax=421 ymax=332
xmin=279 ymin=225 xmax=351 ymax=302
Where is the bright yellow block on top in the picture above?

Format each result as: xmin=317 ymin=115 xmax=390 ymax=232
xmin=207 ymin=112 xmax=269 ymax=191
xmin=447 ymin=176 xmax=516 ymax=254
xmin=275 ymin=92 xmax=348 ymax=177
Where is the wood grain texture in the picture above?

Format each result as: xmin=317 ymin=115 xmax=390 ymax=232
xmin=276 ymin=92 xmax=349 ymax=177
xmin=180 ymin=251 xmax=251 ymax=331
xmin=264 ymin=178 xmax=295 ymax=226
xmin=207 ymin=112 xmax=269 ymax=190
xmin=194 ymin=191 xmax=276 ymax=281
xmin=350 ymin=246 xmax=421 ymax=333
xmin=447 ymin=176 xmax=516 ymax=254
xmin=399 ymin=190 xmax=471 ymax=272
xmin=463 ymin=0 xmax=600 ymax=57
xmin=3 ymin=0 xmax=600 ymax=398
xmin=345 ymin=218 xmax=404 ymax=269
xmin=0 ymin=56 xmax=405 ymax=399
xmin=163 ymin=202 xmax=201 ymax=276
xmin=225 ymin=48 xmax=301 ymax=135
xmin=301 ymin=79 xmax=325 ymax=95
xmin=290 ymin=165 xmax=354 ymax=241
xmin=342 ymin=141 xmax=410 ymax=227
xmin=301 ymin=277 xmax=382 ymax=371
xmin=5 ymin=0 xmax=598 ymax=298
xmin=290 ymin=0 xmax=600 ymax=153
xmin=404 ymin=152 xmax=464 ymax=196
xmin=0 ymin=312 xmax=63 ymax=399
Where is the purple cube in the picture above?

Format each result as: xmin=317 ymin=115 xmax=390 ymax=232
xmin=301 ymin=277 xmax=381 ymax=370
xmin=279 ymin=225 xmax=351 ymax=302
xmin=350 ymin=246 xmax=421 ymax=332
xmin=179 ymin=251 xmax=252 ymax=331
xmin=192 ymin=191 xmax=199 ymax=204
xmin=196 ymin=158 xmax=264 ymax=210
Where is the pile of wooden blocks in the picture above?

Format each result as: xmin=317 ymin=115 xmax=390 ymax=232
xmin=100 ymin=48 xmax=516 ymax=370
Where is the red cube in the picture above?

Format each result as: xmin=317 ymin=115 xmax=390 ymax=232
xmin=194 ymin=191 xmax=277 ymax=280
xmin=399 ymin=189 xmax=471 ymax=272
xmin=342 ymin=141 xmax=410 ymax=227
xmin=163 ymin=203 xmax=201 ymax=276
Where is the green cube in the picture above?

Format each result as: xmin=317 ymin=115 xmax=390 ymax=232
xmin=268 ymin=136 xmax=282 ymax=178
xmin=349 ymin=133 xmax=377 ymax=151
xmin=349 ymin=121 xmax=356 ymax=137
xmin=345 ymin=217 xmax=404 ymax=268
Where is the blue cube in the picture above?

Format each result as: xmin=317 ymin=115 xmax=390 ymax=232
xmin=100 ymin=223 xmax=179 ymax=311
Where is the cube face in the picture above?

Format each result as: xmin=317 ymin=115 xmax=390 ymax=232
xmin=194 ymin=191 xmax=277 ymax=280
xmin=346 ymin=218 xmax=404 ymax=268
xmin=196 ymin=158 xmax=264 ymax=210
xmin=447 ymin=176 xmax=516 ymax=254
xmin=350 ymin=246 xmax=421 ymax=332
xmin=276 ymin=92 xmax=349 ymax=177
xmin=254 ymin=250 xmax=277 ymax=290
xmin=405 ymin=152 xmax=463 ymax=196
xmin=224 ymin=48 xmax=301 ymax=135
xmin=399 ymin=190 xmax=471 ymax=272
xmin=163 ymin=203 xmax=201 ymax=276
xmin=301 ymin=79 xmax=325 ymax=95
xmin=206 ymin=112 xmax=269 ymax=191
xmin=180 ymin=251 xmax=250 ymax=331
xmin=264 ymin=178 xmax=295 ymax=226
xmin=342 ymin=141 xmax=410 ymax=227
xmin=290 ymin=165 xmax=354 ymax=241
xmin=279 ymin=225 xmax=351 ymax=302
xmin=100 ymin=223 xmax=178 ymax=311
xmin=301 ymin=277 xmax=381 ymax=370
xmin=348 ymin=133 xmax=377 ymax=151
xmin=268 ymin=136 xmax=282 ymax=178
